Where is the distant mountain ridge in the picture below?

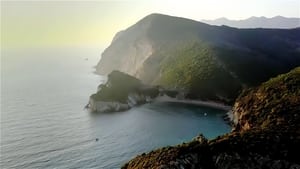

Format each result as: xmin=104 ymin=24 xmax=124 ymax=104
xmin=202 ymin=16 xmax=300 ymax=29
xmin=96 ymin=13 xmax=300 ymax=103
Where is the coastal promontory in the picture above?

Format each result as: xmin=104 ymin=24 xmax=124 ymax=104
xmin=88 ymin=70 xmax=159 ymax=112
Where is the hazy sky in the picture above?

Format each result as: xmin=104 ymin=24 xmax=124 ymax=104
xmin=1 ymin=0 xmax=300 ymax=49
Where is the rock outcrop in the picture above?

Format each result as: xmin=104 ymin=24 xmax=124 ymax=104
xmin=122 ymin=67 xmax=300 ymax=169
xmin=88 ymin=71 xmax=159 ymax=113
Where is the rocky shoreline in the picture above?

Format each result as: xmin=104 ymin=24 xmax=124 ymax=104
xmin=121 ymin=67 xmax=300 ymax=169
xmin=88 ymin=70 xmax=232 ymax=113
xmin=87 ymin=71 xmax=160 ymax=113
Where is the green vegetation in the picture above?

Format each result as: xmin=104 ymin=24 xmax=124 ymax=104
xmin=90 ymin=71 xmax=142 ymax=103
xmin=90 ymin=85 xmax=129 ymax=103
xmin=157 ymin=42 xmax=241 ymax=102
xmin=159 ymin=42 xmax=216 ymax=88
xmin=90 ymin=70 xmax=159 ymax=104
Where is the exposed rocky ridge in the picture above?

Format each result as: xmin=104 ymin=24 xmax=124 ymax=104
xmin=121 ymin=67 xmax=300 ymax=169
xmin=96 ymin=13 xmax=300 ymax=103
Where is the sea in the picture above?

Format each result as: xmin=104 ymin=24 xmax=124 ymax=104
xmin=1 ymin=47 xmax=231 ymax=168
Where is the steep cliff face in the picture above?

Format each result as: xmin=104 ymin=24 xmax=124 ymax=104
xmin=122 ymin=67 xmax=300 ymax=169
xmin=96 ymin=16 xmax=154 ymax=75
xmin=96 ymin=13 xmax=300 ymax=103
xmin=97 ymin=37 xmax=153 ymax=76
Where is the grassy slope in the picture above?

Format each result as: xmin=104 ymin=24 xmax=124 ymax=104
xmin=156 ymin=42 xmax=241 ymax=102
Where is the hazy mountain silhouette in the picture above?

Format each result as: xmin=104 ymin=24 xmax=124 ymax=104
xmin=202 ymin=16 xmax=300 ymax=28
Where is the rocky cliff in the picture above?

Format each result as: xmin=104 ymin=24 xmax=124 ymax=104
xmin=88 ymin=71 xmax=159 ymax=113
xmin=96 ymin=13 xmax=300 ymax=103
xmin=122 ymin=67 xmax=300 ymax=169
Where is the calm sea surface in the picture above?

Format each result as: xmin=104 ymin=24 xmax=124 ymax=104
xmin=1 ymin=48 xmax=230 ymax=168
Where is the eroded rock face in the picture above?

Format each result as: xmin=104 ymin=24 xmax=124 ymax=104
xmin=122 ymin=67 xmax=300 ymax=169
xmin=89 ymin=99 xmax=130 ymax=113
xmin=96 ymin=23 xmax=153 ymax=76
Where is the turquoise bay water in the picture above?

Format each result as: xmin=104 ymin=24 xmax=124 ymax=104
xmin=1 ymin=48 xmax=230 ymax=168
